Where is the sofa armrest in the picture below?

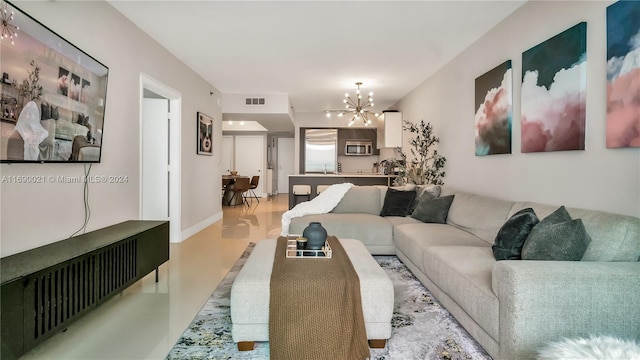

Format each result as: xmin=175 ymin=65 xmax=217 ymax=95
xmin=492 ymin=260 xmax=640 ymax=360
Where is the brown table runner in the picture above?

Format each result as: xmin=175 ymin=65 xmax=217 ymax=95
xmin=269 ymin=236 xmax=369 ymax=360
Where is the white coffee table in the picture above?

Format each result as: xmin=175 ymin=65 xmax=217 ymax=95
xmin=230 ymin=238 xmax=394 ymax=351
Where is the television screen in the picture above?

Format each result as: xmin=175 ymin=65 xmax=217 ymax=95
xmin=1 ymin=1 xmax=108 ymax=163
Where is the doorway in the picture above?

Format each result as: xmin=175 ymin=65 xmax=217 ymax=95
xmin=235 ymin=135 xmax=264 ymax=196
xmin=140 ymin=74 xmax=182 ymax=243
xmin=277 ymin=137 xmax=294 ymax=194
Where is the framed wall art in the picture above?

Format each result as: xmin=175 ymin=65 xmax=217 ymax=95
xmin=197 ymin=112 xmax=213 ymax=155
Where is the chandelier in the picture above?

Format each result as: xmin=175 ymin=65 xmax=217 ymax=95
xmin=325 ymin=82 xmax=379 ymax=126
xmin=1 ymin=1 xmax=18 ymax=45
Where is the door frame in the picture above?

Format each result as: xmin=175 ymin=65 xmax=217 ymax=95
xmin=139 ymin=73 xmax=182 ymax=243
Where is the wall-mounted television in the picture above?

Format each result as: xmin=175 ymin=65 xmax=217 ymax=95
xmin=0 ymin=1 xmax=109 ymax=163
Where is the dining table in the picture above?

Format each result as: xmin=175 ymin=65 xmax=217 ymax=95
xmin=222 ymin=175 xmax=249 ymax=206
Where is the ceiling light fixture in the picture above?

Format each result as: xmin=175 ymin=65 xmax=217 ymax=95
xmin=1 ymin=1 xmax=19 ymax=45
xmin=325 ymin=82 xmax=379 ymax=126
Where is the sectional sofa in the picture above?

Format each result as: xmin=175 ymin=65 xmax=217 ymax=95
xmin=288 ymin=185 xmax=640 ymax=360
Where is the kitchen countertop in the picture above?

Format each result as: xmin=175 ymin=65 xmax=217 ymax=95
xmin=289 ymin=173 xmax=395 ymax=177
xmin=288 ymin=173 xmax=396 ymax=209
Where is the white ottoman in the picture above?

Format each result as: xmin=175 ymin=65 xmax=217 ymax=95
xmin=230 ymin=238 xmax=394 ymax=351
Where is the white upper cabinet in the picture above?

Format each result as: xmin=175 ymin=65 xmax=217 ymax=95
xmin=377 ymin=111 xmax=403 ymax=149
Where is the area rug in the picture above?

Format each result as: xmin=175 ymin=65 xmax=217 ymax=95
xmin=166 ymin=243 xmax=492 ymax=360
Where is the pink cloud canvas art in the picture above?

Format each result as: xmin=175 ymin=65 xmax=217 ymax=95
xmin=474 ymin=60 xmax=512 ymax=156
xmin=606 ymin=0 xmax=640 ymax=148
xmin=521 ymin=22 xmax=587 ymax=153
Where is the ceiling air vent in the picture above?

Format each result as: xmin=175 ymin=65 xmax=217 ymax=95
xmin=245 ymin=97 xmax=266 ymax=105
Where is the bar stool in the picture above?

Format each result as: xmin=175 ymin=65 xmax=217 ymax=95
xmin=292 ymin=185 xmax=311 ymax=205
xmin=316 ymin=185 xmax=331 ymax=194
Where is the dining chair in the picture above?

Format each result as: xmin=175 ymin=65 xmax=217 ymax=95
xmin=228 ymin=177 xmax=251 ymax=207
xmin=247 ymin=175 xmax=260 ymax=204
xmin=222 ymin=177 xmax=232 ymax=196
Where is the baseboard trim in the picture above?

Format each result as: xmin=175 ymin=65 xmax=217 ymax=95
xmin=181 ymin=211 xmax=223 ymax=242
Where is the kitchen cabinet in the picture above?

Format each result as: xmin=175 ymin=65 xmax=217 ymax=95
xmin=377 ymin=111 xmax=403 ymax=148
xmin=337 ymin=128 xmax=379 ymax=155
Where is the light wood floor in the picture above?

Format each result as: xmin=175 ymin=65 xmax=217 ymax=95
xmin=20 ymin=194 xmax=290 ymax=360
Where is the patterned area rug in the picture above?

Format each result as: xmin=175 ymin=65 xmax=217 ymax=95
xmin=166 ymin=243 xmax=492 ymax=360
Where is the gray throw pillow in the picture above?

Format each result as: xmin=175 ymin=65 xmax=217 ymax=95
xmin=51 ymin=106 xmax=59 ymax=120
xmin=410 ymin=195 xmax=455 ymax=224
xmin=492 ymin=208 xmax=539 ymax=260
xmin=521 ymin=206 xmax=592 ymax=261
xmin=409 ymin=185 xmax=442 ymax=213
xmin=380 ymin=188 xmax=416 ymax=217
xmin=40 ymin=102 xmax=51 ymax=120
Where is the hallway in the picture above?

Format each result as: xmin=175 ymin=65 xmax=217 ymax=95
xmin=20 ymin=195 xmax=290 ymax=360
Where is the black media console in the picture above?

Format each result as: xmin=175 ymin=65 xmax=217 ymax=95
xmin=0 ymin=220 xmax=169 ymax=360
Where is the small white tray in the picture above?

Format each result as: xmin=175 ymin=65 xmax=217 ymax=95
xmin=285 ymin=238 xmax=332 ymax=258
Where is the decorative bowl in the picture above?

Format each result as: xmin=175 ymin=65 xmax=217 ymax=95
xmin=230 ymin=171 xmax=238 ymax=176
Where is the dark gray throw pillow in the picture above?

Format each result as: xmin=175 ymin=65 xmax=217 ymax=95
xmin=40 ymin=102 xmax=51 ymax=120
xmin=492 ymin=208 xmax=539 ymax=260
xmin=521 ymin=206 xmax=592 ymax=261
xmin=410 ymin=195 xmax=455 ymax=224
xmin=51 ymin=106 xmax=59 ymax=120
xmin=380 ymin=188 xmax=416 ymax=217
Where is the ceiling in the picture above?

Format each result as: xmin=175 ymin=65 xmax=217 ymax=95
xmin=110 ymin=1 xmax=525 ymax=132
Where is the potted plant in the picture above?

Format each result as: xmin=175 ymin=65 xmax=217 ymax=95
xmin=20 ymin=60 xmax=43 ymax=101
xmin=393 ymin=119 xmax=446 ymax=186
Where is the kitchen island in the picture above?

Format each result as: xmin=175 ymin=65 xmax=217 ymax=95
xmin=288 ymin=173 xmax=396 ymax=209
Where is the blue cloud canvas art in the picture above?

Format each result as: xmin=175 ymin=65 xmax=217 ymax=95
xmin=606 ymin=0 xmax=640 ymax=148
xmin=474 ymin=60 xmax=512 ymax=156
xmin=521 ymin=22 xmax=587 ymax=153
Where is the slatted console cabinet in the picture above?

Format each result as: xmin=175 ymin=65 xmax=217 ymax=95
xmin=0 ymin=220 xmax=169 ymax=360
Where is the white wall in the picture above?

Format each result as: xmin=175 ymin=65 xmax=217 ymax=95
xmin=396 ymin=0 xmax=640 ymax=217
xmin=0 ymin=1 xmax=223 ymax=256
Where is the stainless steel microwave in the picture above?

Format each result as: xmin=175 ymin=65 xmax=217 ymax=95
xmin=345 ymin=140 xmax=373 ymax=156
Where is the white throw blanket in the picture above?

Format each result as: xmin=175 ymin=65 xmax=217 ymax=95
xmin=280 ymin=182 xmax=353 ymax=236
xmin=15 ymin=101 xmax=48 ymax=160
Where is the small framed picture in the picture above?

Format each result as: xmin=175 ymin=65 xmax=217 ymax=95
xmin=197 ymin=112 xmax=213 ymax=156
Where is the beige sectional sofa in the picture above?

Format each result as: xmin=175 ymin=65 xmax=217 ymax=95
xmin=289 ymin=185 xmax=640 ymax=360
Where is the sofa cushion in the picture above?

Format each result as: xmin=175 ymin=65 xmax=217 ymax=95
xmin=512 ymin=202 xmax=640 ymax=262
xmin=333 ymin=186 xmax=381 ymax=215
xmin=492 ymin=208 xmax=539 ymax=260
xmin=385 ymin=216 xmax=422 ymax=228
xmin=380 ymin=188 xmax=416 ymax=217
xmin=394 ymin=223 xmax=489 ymax=273
xmin=521 ymin=206 xmax=591 ymax=261
xmin=289 ymin=213 xmax=393 ymax=250
xmin=422 ymin=245 xmax=499 ymax=341
xmin=410 ymin=195 xmax=454 ymax=224
xmin=446 ymin=191 xmax=515 ymax=245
